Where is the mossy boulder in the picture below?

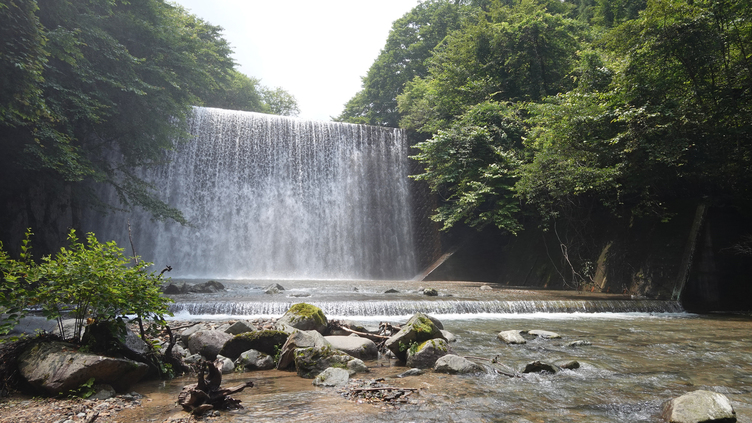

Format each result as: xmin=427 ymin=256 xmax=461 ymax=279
xmin=218 ymin=330 xmax=288 ymax=360
xmin=294 ymin=345 xmax=353 ymax=378
xmin=277 ymin=330 xmax=331 ymax=370
xmin=405 ymin=338 xmax=450 ymax=369
xmin=384 ymin=312 xmax=446 ymax=362
xmin=276 ymin=303 xmax=328 ymax=334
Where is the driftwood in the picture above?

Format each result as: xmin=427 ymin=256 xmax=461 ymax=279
xmin=177 ymin=360 xmax=254 ymax=415
xmin=330 ymin=321 xmax=390 ymax=343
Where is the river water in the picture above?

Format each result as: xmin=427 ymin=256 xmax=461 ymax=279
xmin=121 ymin=280 xmax=752 ymax=422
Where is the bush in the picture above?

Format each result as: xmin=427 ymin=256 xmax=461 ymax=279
xmin=0 ymin=229 xmax=173 ymax=341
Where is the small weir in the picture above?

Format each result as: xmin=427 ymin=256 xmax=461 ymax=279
xmin=169 ymin=299 xmax=683 ymax=318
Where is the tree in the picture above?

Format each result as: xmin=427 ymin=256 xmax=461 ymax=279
xmin=261 ymin=86 xmax=300 ymax=117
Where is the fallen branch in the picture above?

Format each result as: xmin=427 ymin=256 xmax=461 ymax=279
xmin=330 ymin=321 xmax=389 ymax=342
xmin=350 ymin=387 xmax=418 ymax=393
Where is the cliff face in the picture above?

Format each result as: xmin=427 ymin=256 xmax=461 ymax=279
xmin=422 ymin=202 xmax=752 ymax=312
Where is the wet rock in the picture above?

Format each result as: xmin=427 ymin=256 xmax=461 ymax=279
xmin=527 ymin=329 xmax=561 ymax=339
xmin=313 ymin=367 xmax=350 ymax=387
xmin=324 ymin=336 xmax=378 ymax=360
xmin=224 ymin=320 xmax=256 ymax=335
xmin=555 ymin=360 xmax=580 ymax=370
xmin=384 ymin=288 xmax=400 ymax=294
xmin=347 ymin=358 xmax=369 ymax=375
xmin=521 ymin=360 xmax=561 ymax=374
xmin=423 ymin=288 xmax=438 ymax=296
xmin=187 ymin=330 xmax=233 ymax=360
xmin=384 ymin=312 xmax=446 ymax=362
xmin=215 ymin=355 xmax=235 ymax=374
xmin=190 ymin=280 xmax=225 ymax=293
xmin=277 ymin=330 xmax=330 ymax=370
xmin=425 ymin=314 xmax=445 ymax=330
xmin=480 ymin=285 xmax=492 ymax=291
xmin=397 ymin=368 xmax=425 ymax=378
xmin=434 ymin=354 xmax=485 ymax=374
xmin=498 ymin=330 xmax=526 ymax=344
xmin=294 ymin=346 xmax=354 ymax=378
xmin=406 ymin=338 xmax=450 ymax=369
xmin=264 ymin=283 xmax=286 ymax=294
xmin=235 ymin=349 xmax=275 ymax=371
xmin=566 ymin=340 xmax=592 ymax=347
xmin=18 ymin=341 xmax=149 ymax=395
xmin=276 ymin=303 xmax=328 ymax=334
xmin=219 ymin=330 xmax=288 ymax=360
xmin=662 ymin=390 xmax=737 ymax=423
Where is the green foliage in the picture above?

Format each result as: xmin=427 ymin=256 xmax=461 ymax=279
xmin=0 ymin=229 xmax=173 ymax=341
xmin=65 ymin=377 xmax=96 ymax=399
xmin=261 ymin=86 xmax=300 ymax=117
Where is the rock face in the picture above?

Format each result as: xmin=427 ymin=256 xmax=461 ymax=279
xmin=406 ymin=338 xmax=450 ymax=369
xmin=235 ymin=349 xmax=275 ymax=371
xmin=187 ymin=330 xmax=234 ymax=360
xmin=384 ymin=313 xmax=446 ymax=362
xmin=434 ymin=355 xmax=485 ymax=374
xmin=662 ymin=390 xmax=737 ymax=423
xmin=218 ymin=330 xmax=289 ymax=360
xmin=277 ymin=330 xmax=331 ymax=370
xmin=276 ymin=303 xmax=328 ymax=334
xmin=294 ymin=346 xmax=353 ymax=378
xmin=313 ymin=367 xmax=350 ymax=387
xmin=18 ymin=341 xmax=149 ymax=395
xmin=498 ymin=330 xmax=526 ymax=344
xmin=324 ymin=336 xmax=378 ymax=360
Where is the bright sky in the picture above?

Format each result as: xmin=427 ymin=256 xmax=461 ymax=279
xmin=172 ymin=0 xmax=420 ymax=122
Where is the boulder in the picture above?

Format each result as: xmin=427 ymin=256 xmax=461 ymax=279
xmin=219 ymin=330 xmax=288 ymax=360
xmin=187 ymin=330 xmax=233 ymax=360
xmin=235 ymin=349 xmax=275 ymax=371
xmin=346 ymin=359 xmax=369 ymax=375
xmin=214 ymin=355 xmax=235 ymax=374
xmin=224 ymin=321 xmax=256 ymax=335
xmin=312 ymin=367 xmax=350 ymax=387
xmin=276 ymin=303 xmax=328 ymax=334
xmin=521 ymin=360 xmax=561 ymax=374
xmin=662 ymin=390 xmax=736 ymax=423
xmin=441 ymin=330 xmax=457 ymax=343
xmin=384 ymin=312 xmax=446 ymax=361
xmin=189 ymin=280 xmax=225 ymax=293
xmin=89 ymin=384 xmax=117 ymax=400
xmin=434 ymin=354 xmax=485 ymax=374
xmin=18 ymin=341 xmax=149 ymax=395
xmin=498 ymin=330 xmax=526 ymax=345
xmin=555 ymin=360 xmax=580 ymax=370
xmin=294 ymin=346 xmax=353 ymax=378
xmin=527 ymin=330 xmax=561 ymax=339
xmin=277 ymin=330 xmax=330 ymax=370
xmin=179 ymin=323 xmax=212 ymax=344
xmin=423 ymin=288 xmax=438 ymax=296
xmin=324 ymin=336 xmax=378 ymax=360
xmin=406 ymin=338 xmax=450 ymax=369
xmin=397 ymin=368 xmax=425 ymax=378
xmin=384 ymin=289 xmax=400 ymax=293
xmin=264 ymin=283 xmax=286 ymax=294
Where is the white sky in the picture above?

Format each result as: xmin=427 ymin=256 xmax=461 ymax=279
xmin=172 ymin=0 xmax=420 ymax=122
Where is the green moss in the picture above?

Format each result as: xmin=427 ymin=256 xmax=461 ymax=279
xmin=288 ymin=303 xmax=327 ymax=326
xmin=412 ymin=315 xmax=434 ymax=334
xmin=235 ymin=329 xmax=288 ymax=340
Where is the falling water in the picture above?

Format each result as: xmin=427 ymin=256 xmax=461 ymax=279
xmin=86 ymin=107 xmax=417 ymax=279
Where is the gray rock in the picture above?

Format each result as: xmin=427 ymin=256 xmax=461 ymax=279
xmin=179 ymin=323 xmax=212 ymax=344
xmin=555 ymin=360 xmax=580 ymax=370
xmin=276 ymin=303 xmax=328 ymax=334
xmin=18 ymin=341 xmax=149 ymax=395
xmin=264 ymin=283 xmax=286 ymax=294
xmin=225 ymin=321 xmax=256 ymax=335
xmin=498 ymin=330 xmax=527 ymax=344
xmin=235 ymin=349 xmax=275 ymax=371
xmin=425 ymin=314 xmax=444 ymax=330
xmin=214 ymin=355 xmax=235 ymax=374
xmin=184 ymin=354 xmax=203 ymax=364
xmin=294 ymin=346 xmax=353 ymax=378
xmin=324 ymin=336 xmax=378 ymax=359
xmin=397 ymin=368 xmax=425 ymax=378
xmin=346 ymin=359 xmax=369 ymax=375
xmin=527 ymin=329 xmax=561 ymax=339
xmin=406 ymin=338 xmax=450 ymax=369
xmin=423 ymin=288 xmax=438 ymax=296
xmin=480 ymin=285 xmax=492 ymax=291
xmin=521 ymin=360 xmax=561 ymax=374
xmin=434 ymin=354 xmax=485 ymax=374
xmin=312 ymin=367 xmax=350 ymax=387
xmin=567 ymin=340 xmax=592 ymax=347
xmin=277 ymin=330 xmax=331 ymax=370
xmin=662 ymin=390 xmax=737 ymax=423
xmin=88 ymin=384 xmax=116 ymax=400
xmin=384 ymin=312 xmax=446 ymax=362
xmin=187 ymin=330 xmax=233 ymax=360
xmin=189 ymin=280 xmax=224 ymax=293
xmin=441 ymin=330 xmax=457 ymax=343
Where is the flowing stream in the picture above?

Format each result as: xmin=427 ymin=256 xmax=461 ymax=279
xmin=118 ymin=281 xmax=752 ymax=422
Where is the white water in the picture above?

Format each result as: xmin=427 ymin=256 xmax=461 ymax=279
xmin=86 ymin=108 xmax=417 ymax=279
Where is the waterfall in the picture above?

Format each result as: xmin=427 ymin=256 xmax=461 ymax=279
xmin=86 ymin=107 xmax=417 ymax=280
